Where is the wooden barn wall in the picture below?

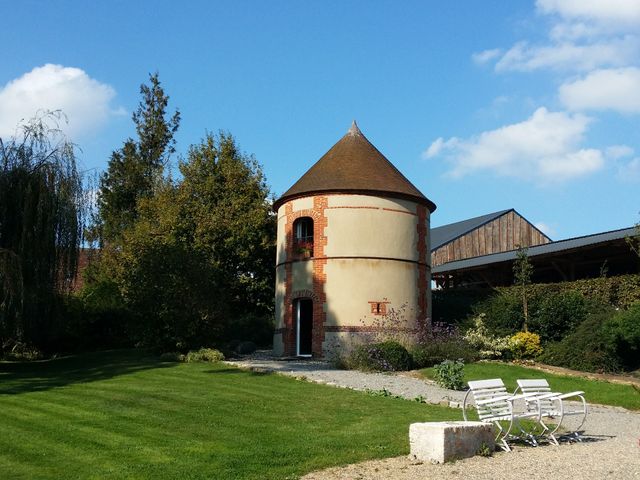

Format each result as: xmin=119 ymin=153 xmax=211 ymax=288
xmin=431 ymin=211 xmax=550 ymax=267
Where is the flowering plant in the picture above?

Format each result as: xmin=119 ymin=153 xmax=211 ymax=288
xmin=295 ymin=241 xmax=313 ymax=255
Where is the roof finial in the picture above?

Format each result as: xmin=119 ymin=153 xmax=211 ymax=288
xmin=348 ymin=120 xmax=362 ymax=136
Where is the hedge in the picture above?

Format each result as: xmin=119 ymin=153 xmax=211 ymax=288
xmin=433 ymin=274 xmax=640 ymax=324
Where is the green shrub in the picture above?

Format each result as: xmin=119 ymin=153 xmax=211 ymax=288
xmin=347 ymin=341 xmax=413 ymax=372
xmin=463 ymin=315 xmax=511 ymax=359
xmin=411 ymin=337 xmax=478 ymax=368
xmin=508 ymin=331 xmax=543 ymax=359
xmin=539 ymin=310 xmax=621 ymax=373
xmin=529 ymin=291 xmax=589 ymax=342
xmin=472 ymin=293 xmax=525 ymax=336
xmin=604 ymin=302 xmax=640 ymax=371
xmin=184 ymin=348 xmax=225 ymax=363
xmin=433 ymin=359 xmax=465 ymax=390
xmin=159 ymin=351 xmax=186 ymax=362
xmin=2 ymin=342 xmax=44 ymax=361
xmin=435 ymin=275 xmax=640 ymax=336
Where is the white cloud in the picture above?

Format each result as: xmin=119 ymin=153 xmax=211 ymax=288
xmin=0 ymin=64 xmax=122 ymax=139
xmin=475 ymin=0 xmax=640 ymax=73
xmin=606 ymin=145 xmax=635 ymax=159
xmin=494 ymin=37 xmax=639 ymax=72
xmin=537 ymin=0 xmax=640 ymax=27
xmin=617 ymin=157 xmax=640 ymax=182
xmin=472 ymin=49 xmax=502 ymax=65
xmin=559 ymin=67 xmax=640 ymax=113
xmin=424 ymin=107 xmax=605 ymax=183
xmin=423 ymin=137 xmax=459 ymax=159
xmin=534 ymin=221 xmax=556 ymax=238
xmin=549 ymin=22 xmax=603 ymax=41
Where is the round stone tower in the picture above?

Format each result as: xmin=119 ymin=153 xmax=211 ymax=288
xmin=272 ymin=122 xmax=437 ymax=357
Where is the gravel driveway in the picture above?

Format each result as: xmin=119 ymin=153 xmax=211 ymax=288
xmin=226 ymin=354 xmax=640 ymax=480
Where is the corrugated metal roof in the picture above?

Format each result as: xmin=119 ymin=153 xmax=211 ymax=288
xmin=274 ymin=121 xmax=436 ymax=211
xmin=432 ymin=227 xmax=637 ymax=274
xmin=430 ymin=209 xmax=512 ymax=250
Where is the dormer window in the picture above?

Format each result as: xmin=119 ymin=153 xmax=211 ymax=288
xmin=294 ymin=217 xmax=314 ymax=257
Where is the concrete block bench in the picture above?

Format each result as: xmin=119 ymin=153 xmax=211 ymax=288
xmin=409 ymin=421 xmax=494 ymax=463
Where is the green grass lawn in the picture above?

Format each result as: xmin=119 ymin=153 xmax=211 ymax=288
xmin=421 ymin=361 xmax=640 ymax=411
xmin=0 ymin=350 xmax=457 ymax=480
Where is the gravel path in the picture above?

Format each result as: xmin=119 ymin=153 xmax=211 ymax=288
xmin=228 ymin=356 xmax=466 ymax=406
xmin=226 ymin=354 xmax=640 ymax=480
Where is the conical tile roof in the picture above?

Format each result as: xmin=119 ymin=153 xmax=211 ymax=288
xmin=274 ymin=121 xmax=436 ymax=212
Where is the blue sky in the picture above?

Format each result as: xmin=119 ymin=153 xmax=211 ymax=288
xmin=1 ymin=0 xmax=639 ymax=239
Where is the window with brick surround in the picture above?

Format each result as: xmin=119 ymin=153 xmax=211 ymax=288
xmin=369 ymin=301 xmax=389 ymax=315
xmin=293 ymin=217 xmax=314 ymax=256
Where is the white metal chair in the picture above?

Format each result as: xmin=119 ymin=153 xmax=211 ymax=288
xmin=462 ymin=378 xmax=542 ymax=452
xmin=515 ymin=379 xmax=588 ymax=445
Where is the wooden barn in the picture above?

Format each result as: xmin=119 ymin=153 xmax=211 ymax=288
xmin=431 ymin=209 xmax=638 ymax=288
xmin=431 ymin=209 xmax=551 ymax=269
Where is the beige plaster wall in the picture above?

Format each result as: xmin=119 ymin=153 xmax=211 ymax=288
xmin=276 ymin=208 xmax=287 ymax=264
xmin=323 ymin=258 xmax=418 ymax=327
xmin=325 ymin=211 xmax=417 ymax=259
xmin=291 ymin=197 xmax=314 ymax=211
xmin=291 ymin=261 xmax=314 ymax=292
xmin=324 ymin=195 xmax=420 ymax=260
xmin=274 ymin=264 xmax=286 ymax=329
xmin=328 ymin=194 xmax=415 ymax=213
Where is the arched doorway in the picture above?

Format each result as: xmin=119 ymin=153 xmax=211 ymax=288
xmin=295 ymin=298 xmax=313 ymax=357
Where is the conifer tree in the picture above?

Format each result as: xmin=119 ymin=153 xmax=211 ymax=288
xmin=97 ymin=73 xmax=180 ymax=242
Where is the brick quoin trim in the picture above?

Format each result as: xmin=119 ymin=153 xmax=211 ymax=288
xmin=283 ymin=262 xmax=294 ymax=353
xmin=282 ymin=196 xmax=328 ymax=357
xmin=416 ymin=204 xmax=428 ymax=327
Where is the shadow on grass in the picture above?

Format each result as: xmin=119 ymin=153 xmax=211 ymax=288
xmin=0 ymin=349 xmax=173 ymax=395
xmin=203 ymin=367 xmax=273 ymax=376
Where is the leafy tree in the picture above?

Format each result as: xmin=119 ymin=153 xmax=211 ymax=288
xmin=513 ymin=245 xmax=534 ymax=331
xmin=177 ymin=132 xmax=276 ymax=322
xmin=0 ymin=112 xmax=83 ymax=354
xmin=111 ymin=132 xmax=275 ymax=350
xmin=97 ymin=73 xmax=180 ymax=243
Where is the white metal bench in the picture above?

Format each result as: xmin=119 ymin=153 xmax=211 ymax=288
xmin=462 ymin=378 xmax=542 ymax=451
xmin=515 ymin=378 xmax=588 ymax=444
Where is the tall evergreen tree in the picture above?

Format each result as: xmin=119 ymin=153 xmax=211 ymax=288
xmin=97 ymin=73 xmax=180 ymax=242
xmin=0 ymin=112 xmax=83 ymax=353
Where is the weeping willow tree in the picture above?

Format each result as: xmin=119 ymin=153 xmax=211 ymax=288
xmin=0 ymin=112 xmax=83 ymax=354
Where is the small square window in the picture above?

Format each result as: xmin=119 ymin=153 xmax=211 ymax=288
xmin=368 ymin=301 xmax=388 ymax=315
